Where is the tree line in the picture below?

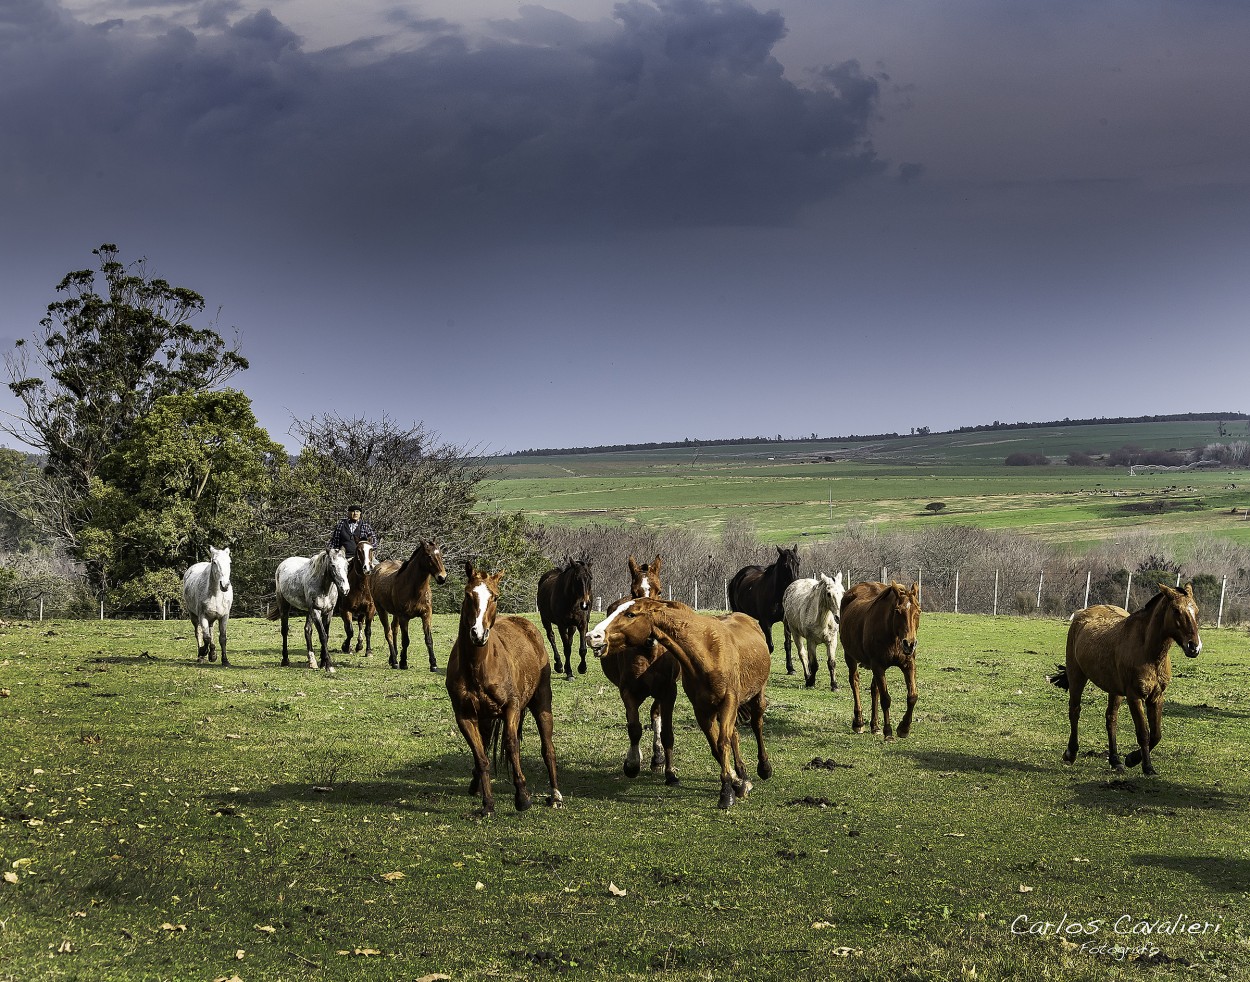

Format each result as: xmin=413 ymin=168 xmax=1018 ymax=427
xmin=0 ymin=245 xmax=546 ymax=617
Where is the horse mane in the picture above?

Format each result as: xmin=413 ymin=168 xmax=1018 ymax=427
xmin=308 ymin=549 xmax=331 ymax=580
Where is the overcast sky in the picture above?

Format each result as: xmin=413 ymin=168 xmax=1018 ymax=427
xmin=2 ymin=0 xmax=1247 ymax=454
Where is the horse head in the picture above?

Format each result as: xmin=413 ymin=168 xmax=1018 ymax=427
xmin=354 ymin=539 xmax=377 ymax=576
xmin=568 ymin=558 xmax=593 ymax=613
xmin=589 ymin=597 xmax=656 ymax=657
xmin=328 ymin=547 xmax=351 ymax=595
xmin=629 ymin=553 xmax=663 ymax=599
xmin=209 ymin=546 xmax=232 ymax=592
xmin=776 ymin=545 xmax=800 ymax=583
xmin=819 ymin=572 xmax=844 ymax=622
xmin=1161 ymin=583 xmax=1203 ymax=658
xmin=421 ymin=540 xmax=448 ymax=584
xmin=462 ymin=561 xmax=503 ymax=646
xmin=888 ymin=580 xmax=922 ymax=659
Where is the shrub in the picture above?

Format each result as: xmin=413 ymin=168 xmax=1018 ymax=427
xmin=1005 ymin=453 xmax=1050 ymax=466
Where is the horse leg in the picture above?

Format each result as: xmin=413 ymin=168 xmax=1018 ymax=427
xmin=340 ymin=612 xmax=354 ymax=655
xmin=783 ymin=622 xmax=795 ymax=675
xmin=529 ymin=687 xmax=563 ymax=808
xmin=315 ymin=609 xmax=336 ymax=674
xmin=750 ymin=693 xmax=772 ymax=780
xmin=846 ymin=654 xmax=865 ymax=733
xmin=203 ymin=613 xmax=218 ymax=662
xmin=396 ymin=618 xmax=411 ymax=670
xmin=729 ymin=725 xmax=750 ymax=798
xmin=559 ymin=624 xmax=575 ymax=680
xmin=303 ymin=613 xmax=317 ymax=669
xmin=761 ymin=618 xmax=775 ymax=654
xmin=1125 ymin=696 xmax=1163 ymax=771
xmin=826 ymin=635 xmax=839 ymax=691
xmin=217 ymin=615 xmax=229 ymax=667
xmin=718 ymin=698 xmax=749 ymax=805
xmin=576 ymin=620 xmax=588 ymax=676
xmin=542 ymin=617 xmax=563 ymax=675
xmin=501 ymin=706 xmax=532 ymax=812
xmin=1105 ymin=694 xmax=1125 ymax=772
xmin=378 ymin=610 xmax=398 ymax=669
xmin=191 ymin=616 xmax=207 ymax=663
xmin=455 ymin=714 xmax=494 ymax=816
xmin=1061 ymin=667 xmax=1088 ymax=764
xmin=621 ymin=690 xmax=645 ymax=778
xmin=648 ymin=699 xmax=664 ymax=772
xmin=875 ymin=669 xmax=895 ymax=739
xmin=363 ymin=611 xmax=373 ymax=656
xmin=1124 ymin=698 xmax=1157 ymax=775
xmin=279 ymin=606 xmax=291 ymax=667
xmin=658 ymin=691 xmax=679 ymax=785
xmin=895 ymin=661 xmax=918 ymax=738
xmin=421 ymin=611 xmax=438 ymax=672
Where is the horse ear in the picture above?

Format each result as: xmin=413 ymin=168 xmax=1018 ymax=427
xmin=464 ymin=559 xmax=475 ymax=579
xmin=652 ymin=554 xmax=662 ymax=571
xmin=628 ymin=555 xmax=640 ymax=575
xmin=1184 ymin=582 xmax=1194 ymax=598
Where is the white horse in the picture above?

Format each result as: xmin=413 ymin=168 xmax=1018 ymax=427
xmin=182 ymin=545 xmax=234 ymax=666
xmin=271 ymin=548 xmax=351 ymax=673
xmin=782 ymin=572 xmax=846 ymax=690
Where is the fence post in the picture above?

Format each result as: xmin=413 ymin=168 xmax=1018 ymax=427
xmin=100 ymin=599 xmax=104 ymax=621
xmin=1217 ymin=575 xmax=1228 ymax=628
xmin=993 ymin=570 xmax=999 ymax=617
xmin=694 ymin=580 xmax=699 ymax=611
xmin=1125 ymin=570 xmax=1133 ymax=610
xmin=917 ymin=569 xmax=922 ymax=605
xmin=882 ymin=566 xmax=887 ymax=583
xmin=1083 ymin=571 xmax=1091 ymax=609
xmin=39 ymin=597 xmax=44 ymax=621
xmin=954 ymin=571 xmax=960 ymax=614
xmin=1036 ymin=571 xmax=1044 ymax=611
xmin=595 ymin=596 xmax=602 ymax=613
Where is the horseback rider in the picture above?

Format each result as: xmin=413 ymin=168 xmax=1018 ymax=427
xmin=328 ymin=504 xmax=378 ymax=553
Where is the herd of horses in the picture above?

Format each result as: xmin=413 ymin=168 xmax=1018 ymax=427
xmin=179 ymin=540 xmax=1205 ymax=813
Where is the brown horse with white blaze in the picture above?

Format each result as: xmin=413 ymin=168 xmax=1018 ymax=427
xmin=369 ymin=539 xmax=448 ymax=670
xmin=589 ymin=597 xmax=771 ymax=809
xmin=599 ymin=555 xmax=680 ymax=784
xmin=336 ymin=538 xmax=378 ymax=655
xmin=445 ymin=562 xmax=562 ymax=815
xmin=1050 ymin=583 xmax=1202 ymax=776
xmin=840 ymin=580 xmax=921 ymax=739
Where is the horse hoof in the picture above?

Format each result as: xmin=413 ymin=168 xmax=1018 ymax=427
xmin=830 ymin=681 xmax=839 ymax=692
xmin=758 ymin=760 xmax=773 ymax=780
xmin=549 ymin=791 xmax=564 ymax=809
xmin=578 ymin=663 xmax=587 ymax=675
xmin=220 ymin=657 xmax=230 ymax=667
xmin=896 ymin=726 xmax=911 ymax=739
xmin=623 ymin=758 xmax=641 ymax=779
xmin=1142 ymin=763 xmax=1157 ymax=777
xmin=665 ymin=773 xmax=680 ymax=786
xmin=474 ymin=806 xmax=495 ymax=818
xmin=515 ymin=792 xmax=533 ymax=812
xmin=785 ymin=669 xmax=796 ymax=676
xmin=852 ymin=724 xmax=866 ymax=734
xmin=1062 ymin=753 xmax=1076 ymax=765
xmin=717 ymin=790 xmax=736 ymax=810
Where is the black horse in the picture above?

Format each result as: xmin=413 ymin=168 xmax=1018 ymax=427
xmin=537 ymin=556 xmax=594 ymax=679
xmin=728 ymin=545 xmax=801 ymax=671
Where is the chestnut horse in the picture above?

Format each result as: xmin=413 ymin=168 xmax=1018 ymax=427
xmin=536 ymin=556 xmax=594 ymax=679
xmin=336 ymin=538 xmax=378 ymax=655
xmin=1050 ymin=583 xmax=1202 ymax=776
xmin=445 ymin=562 xmax=562 ymax=815
xmin=369 ymin=540 xmax=449 ymax=671
xmin=728 ymin=545 xmax=800 ymax=667
xmin=840 ymin=581 xmax=921 ymax=739
xmin=589 ymin=597 xmax=772 ymax=809
xmin=599 ymin=555 xmax=680 ymax=784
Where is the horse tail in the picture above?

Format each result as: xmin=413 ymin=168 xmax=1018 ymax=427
xmin=1047 ymin=665 xmax=1069 ymax=690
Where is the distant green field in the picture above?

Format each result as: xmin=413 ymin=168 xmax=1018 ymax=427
xmin=483 ymin=421 xmax=1250 ymax=551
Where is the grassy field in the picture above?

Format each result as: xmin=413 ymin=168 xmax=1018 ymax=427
xmin=2 ymin=612 xmax=1247 ymax=980
xmin=483 ymin=421 xmax=1250 ymax=550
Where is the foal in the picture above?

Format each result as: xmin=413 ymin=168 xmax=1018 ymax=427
xmin=1051 ymin=583 xmax=1202 ymax=776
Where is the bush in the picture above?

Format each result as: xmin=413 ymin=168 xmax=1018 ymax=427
xmin=1005 ymin=453 xmax=1050 ymax=466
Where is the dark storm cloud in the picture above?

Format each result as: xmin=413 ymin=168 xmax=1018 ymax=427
xmin=0 ymin=0 xmax=884 ymax=241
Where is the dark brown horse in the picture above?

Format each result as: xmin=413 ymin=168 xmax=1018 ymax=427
xmin=336 ymin=538 xmax=378 ymax=655
xmin=1050 ymin=583 xmax=1202 ymax=776
xmin=445 ymin=562 xmax=562 ymax=815
xmin=840 ymin=580 xmax=922 ymax=739
xmin=728 ymin=545 xmax=800 ymax=668
xmin=599 ymin=555 xmax=680 ymax=784
xmin=589 ymin=597 xmax=771 ymax=809
xmin=537 ymin=556 xmax=594 ymax=679
xmin=368 ymin=540 xmax=449 ymax=671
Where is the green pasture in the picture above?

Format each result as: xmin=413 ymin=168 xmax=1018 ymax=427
xmin=483 ymin=464 xmax=1250 ymax=549
xmin=2 ymin=613 xmax=1248 ymax=980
